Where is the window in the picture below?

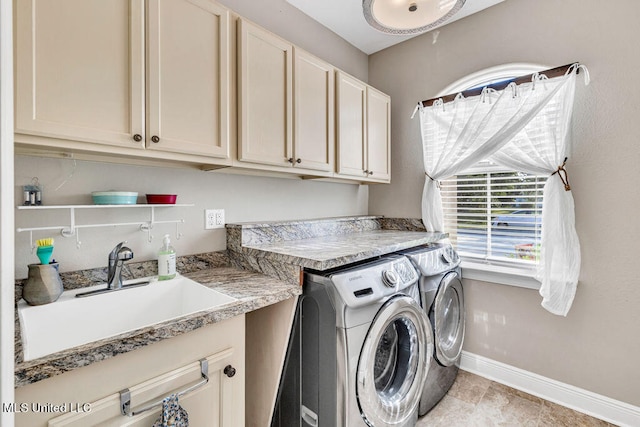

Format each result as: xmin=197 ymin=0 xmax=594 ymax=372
xmin=436 ymin=63 xmax=548 ymax=286
xmin=441 ymin=164 xmax=546 ymax=269
xmin=420 ymin=62 xmax=585 ymax=308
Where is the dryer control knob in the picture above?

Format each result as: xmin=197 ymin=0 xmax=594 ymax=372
xmin=381 ymin=270 xmax=400 ymax=288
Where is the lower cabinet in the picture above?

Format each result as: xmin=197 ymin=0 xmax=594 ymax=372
xmin=15 ymin=315 xmax=245 ymax=427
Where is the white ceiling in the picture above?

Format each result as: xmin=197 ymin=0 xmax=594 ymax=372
xmin=286 ymin=0 xmax=506 ymax=54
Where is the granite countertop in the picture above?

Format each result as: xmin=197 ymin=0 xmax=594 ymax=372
xmin=227 ymin=216 xmax=447 ymax=284
xmin=15 ymin=265 xmax=300 ymax=388
xmin=242 ymin=230 xmax=447 ymax=270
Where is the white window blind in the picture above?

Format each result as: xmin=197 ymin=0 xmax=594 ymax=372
xmin=441 ymin=166 xmax=546 ymax=268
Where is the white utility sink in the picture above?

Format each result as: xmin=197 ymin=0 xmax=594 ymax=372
xmin=18 ymin=275 xmax=236 ymax=361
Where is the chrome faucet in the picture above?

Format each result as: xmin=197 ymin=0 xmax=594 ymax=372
xmin=107 ymin=242 xmax=134 ymax=290
xmin=76 ymin=242 xmax=149 ymax=298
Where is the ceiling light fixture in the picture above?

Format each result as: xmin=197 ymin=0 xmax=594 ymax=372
xmin=363 ymin=0 xmax=466 ymax=35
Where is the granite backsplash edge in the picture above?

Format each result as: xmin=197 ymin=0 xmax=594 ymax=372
xmin=226 ymin=215 xmax=427 ymax=247
xmin=14 ymin=251 xmax=230 ymax=304
xmin=226 ymin=216 xmax=429 ymax=283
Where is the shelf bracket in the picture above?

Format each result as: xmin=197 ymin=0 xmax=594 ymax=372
xmin=61 ymin=207 xmax=75 ymax=237
xmin=16 ymin=204 xmax=191 ymax=247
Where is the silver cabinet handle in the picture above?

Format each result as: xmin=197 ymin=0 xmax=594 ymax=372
xmin=120 ymin=359 xmax=209 ymax=417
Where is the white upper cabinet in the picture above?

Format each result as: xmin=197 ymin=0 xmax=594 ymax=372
xmin=15 ymin=0 xmax=231 ymax=161
xmin=336 ymin=71 xmax=367 ymax=179
xmin=293 ymin=48 xmax=335 ymax=172
xmin=366 ymin=86 xmax=391 ymax=182
xmin=15 ymin=0 xmax=145 ymax=149
xmin=238 ymin=20 xmax=335 ymax=174
xmin=146 ymin=0 xmax=230 ymax=158
xmin=238 ymin=19 xmax=293 ymax=168
xmin=336 ymin=71 xmax=391 ymax=183
xmin=14 ymin=2 xmax=389 ymax=181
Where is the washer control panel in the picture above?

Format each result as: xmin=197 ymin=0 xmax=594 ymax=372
xmin=330 ymin=256 xmax=419 ymax=308
xmin=402 ymin=243 xmax=461 ymax=276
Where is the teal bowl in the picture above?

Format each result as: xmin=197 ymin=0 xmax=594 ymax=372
xmin=92 ymin=191 xmax=138 ymax=205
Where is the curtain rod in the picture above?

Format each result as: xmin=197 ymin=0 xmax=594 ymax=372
xmin=419 ymin=62 xmax=580 ymax=108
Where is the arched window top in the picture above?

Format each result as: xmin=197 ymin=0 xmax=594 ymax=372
xmin=437 ymin=62 xmax=548 ymax=96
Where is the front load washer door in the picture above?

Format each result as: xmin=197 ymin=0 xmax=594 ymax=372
xmin=432 ymin=271 xmax=465 ymax=366
xmin=356 ymin=295 xmax=433 ymax=427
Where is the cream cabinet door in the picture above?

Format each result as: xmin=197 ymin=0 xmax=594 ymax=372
xmin=47 ymin=350 xmax=242 ymax=427
xmin=238 ymin=19 xmax=293 ymax=167
xmin=146 ymin=0 xmax=230 ymax=158
xmin=15 ymin=0 xmax=145 ymax=149
xmin=365 ymin=87 xmax=391 ymax=182
xmin=336 ymin=71 xmax=367 ymax=179
xmin=336 ymin=72 xmax=391 ymax=183
xmin=26 ymin=315 xmax=246 ymax=427
xmin=293 ymin=49 xmax=334 ymax=172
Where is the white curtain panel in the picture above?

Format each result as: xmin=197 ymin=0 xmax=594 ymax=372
xmin=419 ymin=66 xmax=587 ymax=315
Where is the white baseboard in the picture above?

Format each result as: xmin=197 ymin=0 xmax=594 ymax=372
xmin=459 ymin=351 xmax=640 ymax=427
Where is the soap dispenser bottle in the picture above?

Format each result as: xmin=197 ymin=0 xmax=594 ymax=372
xmin=158 ymin=234 xmax=176 ymax=280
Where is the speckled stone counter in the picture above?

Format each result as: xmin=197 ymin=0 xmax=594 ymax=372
xmin=227 ymin=216 xmax=447 ymax=282
xmin=14 ymin=253 xmax=300 ymax=388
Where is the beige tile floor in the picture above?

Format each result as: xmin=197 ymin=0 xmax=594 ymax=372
xmin=416 ymin=370 xmax=617 ymax=427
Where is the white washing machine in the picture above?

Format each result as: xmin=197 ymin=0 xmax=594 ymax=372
xmin=272 ymin=255 xmax=433 ymax=427
xmin=399 ymin=243 xmax=465 ymax=416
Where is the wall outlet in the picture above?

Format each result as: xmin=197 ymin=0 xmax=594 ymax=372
xmin=205 ymin=209 xmax=225 ymax=229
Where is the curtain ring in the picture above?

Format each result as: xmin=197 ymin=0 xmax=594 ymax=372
xmin=539 ymin=73 xmax=549 ymax=90
xmin=510 ymin=82 xmax=518 ymax=98
xmin=565 ymin=63 xmax=591 ymax=85
xmin=481 ymin=87 xmax=497 ymax=104
xmin=565 ymin=63 xmax=579 ymax=76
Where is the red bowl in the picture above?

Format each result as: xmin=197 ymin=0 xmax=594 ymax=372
xmin=146 ymin=194 xmax=177 ymax=204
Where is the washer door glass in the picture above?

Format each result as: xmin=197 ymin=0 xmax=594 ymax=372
xmin=433 ymin=271 xmax=465 ymax=366
xmin=356 ymin=295 xmax=433 ymax=426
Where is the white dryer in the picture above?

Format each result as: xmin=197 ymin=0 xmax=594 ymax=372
xmin=400 ymin=243 xmax=465 ymax=416
xmin=272 ymin=255 xmax=433 ymax=427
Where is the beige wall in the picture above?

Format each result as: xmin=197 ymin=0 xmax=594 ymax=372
xmin=368 ymin=0 xmax=640 ymax=406
xmin=14 ymin=156 xmax=368 ymax=279
xmin=13 ymin=0 xmax=370 ymax=279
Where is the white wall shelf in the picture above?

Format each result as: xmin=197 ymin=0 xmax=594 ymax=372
xmin=16 ymin=204 xmax=194 ymax=248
